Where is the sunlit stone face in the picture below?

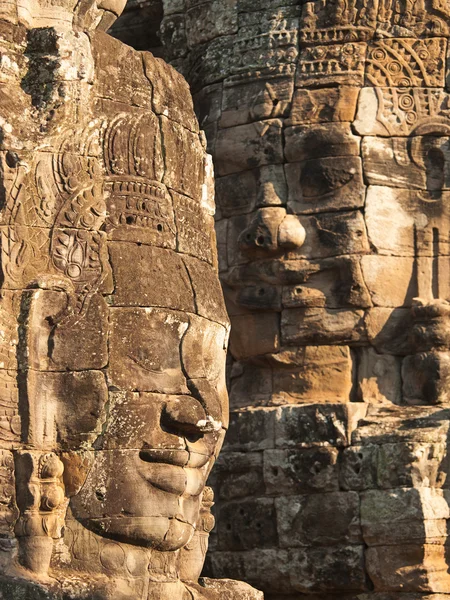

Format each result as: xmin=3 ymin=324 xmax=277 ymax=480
xmin=0 ymin=9 xmax=232 ymax=598
xmin=192 ymin=0 xmax=450 ymax=408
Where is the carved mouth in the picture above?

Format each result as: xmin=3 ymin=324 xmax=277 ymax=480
xmin=137 ymin=458 xmax=206 ymax=496
xmin=139 ymin=447 xmax=210 ymax=468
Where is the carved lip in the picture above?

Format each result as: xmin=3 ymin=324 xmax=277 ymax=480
xmin=139 ymin=448 xmax=209 ymax=468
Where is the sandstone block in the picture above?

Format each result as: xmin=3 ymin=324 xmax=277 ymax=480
xmin=284 ymin=123 xmax=360 ymax=163
xmin=27 ymin=370 xmax=108 ymax=449
xmin=295 ymin=43 xmax=366 ymax=88
xmin=289 ymin=545 xmax=367 ymax=593
xmin=377 ymin=442 xmax=448 ymax=489
xmin=263 ymin=447 xmax=340 ymax=495
xmin=221 ymin=74 xmax=294 ymax=128
xmin=276 ymin=492 xmax=362 ymax=548
xmin=217 ymin=498 xmax=278 ymax=551
xmin=275 ymin=404 xmax=368 ymax=449
xmin=24 ymin=290 xmax=109 ymax=372
xmin=280 ymin=256 xmax=371 ymax=310
xmin=285 ymin=156 xmax=365 ymax=214
xmin=185 ymin=0 xmax=238 ymax=48
xmin=161 ymin=116 xmax=204 ymax=199
xmin=361 ymin=255 xmax=418 ymax=307
xmin=352 ymin=405 xmax=450 ymax=446
xmin=182 ymin=256 xmax=229 ymax=326
xmin=205 ymin=549 xmax=292 ymax=595
xmin=270 ymin=345 xmax=353 ymax=404
xmin=230 ymin=312 xmax=280 ymax=360
xmin=108 ymin=307 xmax=189 ymax=394
xmin=216 ymin=165 xmax=288 ymax=217
xmin=361 ymin=488 xmax=450 ymax=546
xmin=211 ymin=452 xmax=264 ymax=502
xmin=143 ymin=54 xmax=198 ymax=131
xmin=402 ymin=352 xmax=450 ymax=406
xmin=366 ymin=545 xmax=450 ymax=592
xmin=340 ymin=445 xmax=379 ymax=491
xmin=229 ymin=362 xmax=273 ymax=409
xmin=224 ymin=409 xmax=276 ymax=452
xmin=288 ymin=86 xmax=359 ymax=125
xmin=108 ymin=242 xmax=195 ymax=312
xmin=357 ymin=347 xmax=402 ymax=404
xmin=215 ymin=119 xmax=284 ymax=176
xmin=281 ymin=307 xmax=366 ymax=346
xmin=365 ymin=308 xmax=414 ymax=355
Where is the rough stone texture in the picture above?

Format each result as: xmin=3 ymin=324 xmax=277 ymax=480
xmin=0 ymin=3 xmax=262 ymax=600
xmin=112 ymin=0 xmax=450 ymax=598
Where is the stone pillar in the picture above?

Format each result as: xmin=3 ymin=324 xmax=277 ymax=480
xmin=0 ymin=2 xmax=261 ymax=598
xmin=112 ymin=0 xmax=450 ymax=597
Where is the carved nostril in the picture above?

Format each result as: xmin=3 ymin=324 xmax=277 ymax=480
xmin=278 ymin=215 xmax=306 ymax=249
xmin=162 ymin=396 xmax=209 ymax=436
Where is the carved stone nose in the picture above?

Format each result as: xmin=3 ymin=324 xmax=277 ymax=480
xmin=238 ymin=208 xmax=305 ymax=254
xmin=278 ymin=215 xmax=306 ymax=250
xmin=162 ymin=396 xmax=214 ymax=435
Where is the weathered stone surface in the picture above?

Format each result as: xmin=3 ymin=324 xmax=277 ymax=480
xmin=217 ymin=498 xmax=278 ymax=550
xmin=221 ymin=75 xmax=294 ymax=129
xmin=276 ymin=491 xmax=362 ymax=547
xmin=108 ymin=242 xmax=195 ymax=311
xmin=288 ymin=545 xmax=368 ymax=593
xmin=230 ymin=312 xmax=280 ymax=360
xmin=215 ymin=120 xmax=284 ymax=176
xmin=216 ymin=165 xmax=287 ymax=218
xmin=361 ymin=256 xmax=418 ymax=308
xmin=361 ymin=487 xmax=450 ymax=546
xmin=288 ymin=87 xmax=360 ymax=125
xmin=357 ymin=348 xmax=402 ymax=404
xmin=224 ymin=409 xmax=276 ymax=453
xmin=285 ymin=157 xmax=366 ymax=215
xmin=365 ymin=308 xmax=414 ymax=355
xmin=211 ymin=452 xmax=264 ymax=502
xmin=340 ymin=445 xmax=379 ymax=491
xmin=366 ymin=545 xmax=450 ymax=592
xmin=285 ymin=123 xmax=361 ymax=163
xmin=112 ymin=0 xmax=450 ymax=596
xmin=281 ymin=307 xmax=366 ymax=346
xmin=264 ymin=447 xmax=340 ymax=495
xmin=0 ymin=5 xmax=258 ymax=599
xmin=275 ymin=404 xmax=368 ymax=449
xmin=270 ymin=345 xmax=353 ymax=404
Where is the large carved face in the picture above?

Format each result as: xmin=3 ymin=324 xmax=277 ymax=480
xmin=0 ymin=21 xmax=229 ymax=585
xmin=199 ymin=0 xmax=450 ymax=407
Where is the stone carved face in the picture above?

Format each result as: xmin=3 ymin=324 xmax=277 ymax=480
xmin=0 ymin=12 xmax=230 ymax=595
xmin=187 ymin=0 xmax=450 ymax=408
